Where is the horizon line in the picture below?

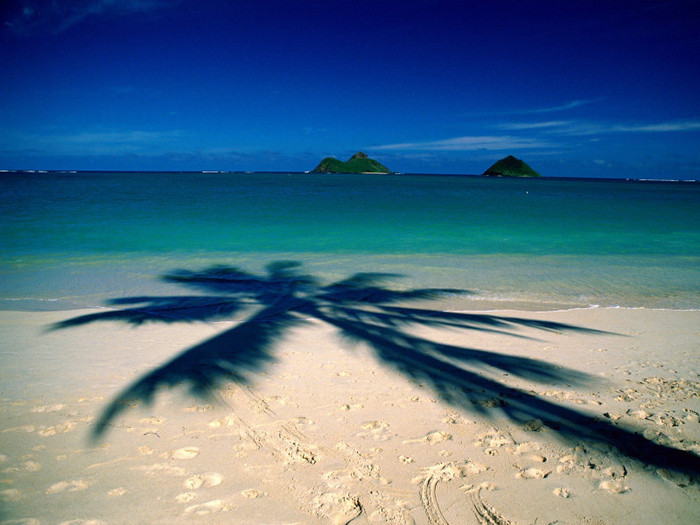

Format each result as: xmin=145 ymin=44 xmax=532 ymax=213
xmin=1 ymin=168 xmax=696 ymax=183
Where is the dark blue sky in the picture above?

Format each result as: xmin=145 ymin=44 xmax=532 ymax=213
xmin=2 ymin=0 xmax=699 ymax=178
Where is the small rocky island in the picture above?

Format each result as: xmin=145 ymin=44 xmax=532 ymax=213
xmin=312 ymin=152 xmax=392 ymax=174
xmin=483 ymin=155 xmax=541 ymax=177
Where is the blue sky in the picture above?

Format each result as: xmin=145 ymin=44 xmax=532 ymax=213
xmin=1 ymin=0 xmax=699 ymax=178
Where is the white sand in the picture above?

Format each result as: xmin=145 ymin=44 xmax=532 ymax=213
xmin=1 ymin=307 xmax=699 ymax=524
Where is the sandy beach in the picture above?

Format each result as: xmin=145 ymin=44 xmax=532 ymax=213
xmin=1 ymin=306 xmax=699 ymax=524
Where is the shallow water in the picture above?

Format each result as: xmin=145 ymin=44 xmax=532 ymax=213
xmin=1 ymin=172 xmax=698 ymax=311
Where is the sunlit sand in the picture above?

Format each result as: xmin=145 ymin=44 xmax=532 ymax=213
xmin=1 ymin=303 xmax=699 ymax=523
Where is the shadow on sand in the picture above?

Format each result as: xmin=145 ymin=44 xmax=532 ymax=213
xmin=53 ymin=261 xmax=699 ymax=476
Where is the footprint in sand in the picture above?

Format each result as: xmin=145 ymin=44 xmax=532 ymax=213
xmin=208 ymin=416 xmax=237 ymax=428
xmin=78 ymin=396 xmax=104 ymax=403
xmin=161 ymin=447 xmax=200 ymax=460
xmin=403 ymin=431 xmax=452 ymax=445
xmin=291 ymin=416 xmax=315 ymax=429
xmin=461 ymin=481 xmax=497 ymax=494
xmin=22 ymin=461 xmax=42 ymax=472
xmin=399 ymin=455 xmax=414 ymax=464
xmin=527 ymin=454 xmax=547 ymax=463
xmin=651 ymin=412 xmax=683 ymax=427
xmin=474 ymin=431 xmax=514 ymax=448
xmin=553 ymin=487 xmax=572 ymax=498
xmin=557 ymin=448 xmax=594 ymax=473
xmin=0 ymin=488 xmax=22 ymax=502
xmin=627 ymin=409 xmax=652 ymax=420
xmin=133 ymin=463 xmax=187 ymax=476
xmin=442 ymin=413 xmax=473 ymax=425
xmin=513 ymin=442 xmax=541 ymax=455
xmin=184 ymin=500 xmax=231 ymax=515
xmin=683 ymin=408 xmax=699 ymax=422
xmin=2 ymin=425 xmax=36 ymax=434
xmin=31 ymin=404 xmax=66 ymax=413
xmin=38 ymin=421 xmax=76 ymax=437
xmin=464 ymin=462 xmax=488 ymax=474
xmin=108 ymin=487 xmax=127 ymax=497
xmin=46 ymin=480 xmax=90 ymax=494
xmin=413 ymin=461 xmax=484 ymax=485
xmin=516 ymin=467 xmax=551 ymax=479
xmin=656 ymin=468 xmax=692 ymax=487
xmin=175 ymin=492 xmax=198 ymax=503
xmin=361 ymin=420 xmax=389 ymax=431
xmin=184 ymin=472 xmax=223 ymax=490
xmin=184 ymin=404 xmax=214 ymax=413
xmin=599 ymin=479 xmax=630 ymax=494
xmin=241 ymin=489 xmax=266 ymax=499
xmin=358 ymin=420 xmax=393 ymax=441
xmin=138 ymin=445 xmax=155 ymax=455
xmin=311 ymin=492 xmax=362 ymax=525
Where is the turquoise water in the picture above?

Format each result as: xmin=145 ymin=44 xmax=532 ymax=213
xmin=1 ymin=172 xmax=699 ymax=310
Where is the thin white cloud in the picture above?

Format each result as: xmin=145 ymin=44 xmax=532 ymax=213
xmin=375 ymin=135 xmax=552 ymax=152
xmin=464 ymin=99 xmax=601 ymax=118
xmin=515 ymin=99 xmax=600 ymax=114
xmin=612 ymin=121 xmax=700 ymax=133
xmin=498 ymin=119 xmax=700 ymax=135
xmin=498 ymin=121 xmax=573 ymax=130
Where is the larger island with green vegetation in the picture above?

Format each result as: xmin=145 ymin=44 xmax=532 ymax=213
xmin=482 ymin=155 xmax=541 ymax=177
xmin=312 ymin=152 xmax=392 ymax=174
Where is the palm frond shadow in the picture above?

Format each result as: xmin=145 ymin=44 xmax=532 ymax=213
xmin=53 ymin=261 xmax=700 ymax=475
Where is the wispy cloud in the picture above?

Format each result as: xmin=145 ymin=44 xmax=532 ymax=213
xmin=4 ymin=0 xmax=176 ymax=36
xmin=497 ymin=121 xmax=572 ymax=130
xmin=612 ymin=121 xmax=700 ymax=133
xmin=375 ymin=135 xmax=553 ymax=152
xmin=498 ymin=119 xmax=700 ymax=135
xmin=374 ymin=118 xmax=700 ymax=156
xmin=463 ymin=99 xmax=602 ymax=119
xmin=514 ymin=99 xmax=601 ymax=115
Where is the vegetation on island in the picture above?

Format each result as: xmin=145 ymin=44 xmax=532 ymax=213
xmin=482 ymin=155 xmax=541 ymax=177
xmin=312 ymin=152 xmax=392 ymax=174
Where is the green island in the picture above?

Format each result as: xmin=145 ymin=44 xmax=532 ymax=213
xmin=482 ymin=155 xmax=541 ymax=177
xmin=312 ymin=152 xmax=392 ymax=174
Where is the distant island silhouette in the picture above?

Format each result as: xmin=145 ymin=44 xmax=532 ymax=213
xmin=483 ymin=155 xmax=541 ymax=177
xmin=310 ymin=152 xmax=540 ymax=177
xmin=312 ymin=152 xmax=392 ymax=174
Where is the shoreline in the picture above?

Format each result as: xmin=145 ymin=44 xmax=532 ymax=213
xmin=1 ymin=306 xmax=699 ymax=523
xmin=3 ymin=250 xmax=699 ymax=314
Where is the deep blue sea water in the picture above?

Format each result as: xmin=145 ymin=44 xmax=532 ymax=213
xmin=1 ymin=171 xmax=699 ymax=311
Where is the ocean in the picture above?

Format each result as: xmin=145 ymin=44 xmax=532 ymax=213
xmin=1 ymin=171 xmax=698 ymax=311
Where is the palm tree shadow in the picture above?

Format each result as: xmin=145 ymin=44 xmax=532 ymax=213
xmin=52 ymin=261 xmax=700 ymax=475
